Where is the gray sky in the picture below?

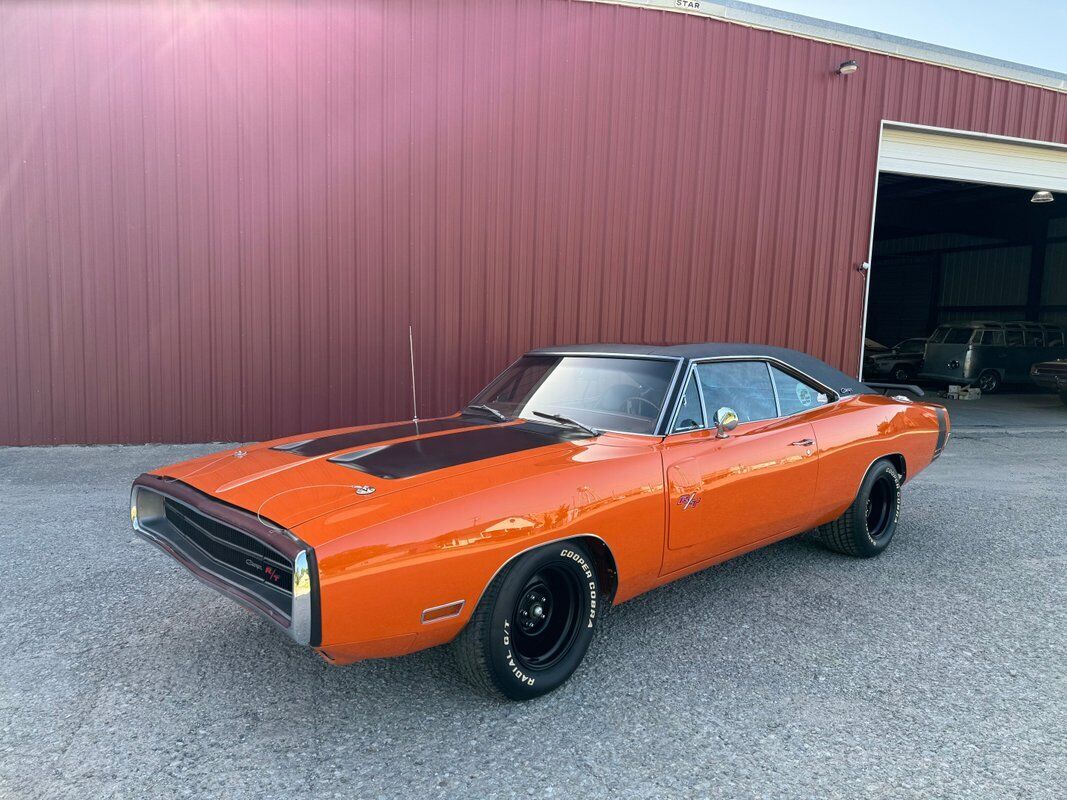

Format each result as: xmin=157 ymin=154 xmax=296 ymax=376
xmin=754 ymin=0 xmax=1067 ymax=74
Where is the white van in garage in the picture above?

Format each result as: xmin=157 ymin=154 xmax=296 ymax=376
xmin=920 ymin=321 xmax=1067 ymax=393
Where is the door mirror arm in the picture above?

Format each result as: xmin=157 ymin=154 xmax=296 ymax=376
xmin=713 ymin=407 xmax=739 ymax=439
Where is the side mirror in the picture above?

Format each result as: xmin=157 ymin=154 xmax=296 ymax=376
xmin=713 ymin=407 xmax=739 ymax=439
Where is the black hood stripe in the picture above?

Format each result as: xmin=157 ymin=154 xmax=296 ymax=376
xmin=272 ymin=417 xmax=494 ymax=458
xmin=329 ymin=421 xmax=582 ymax=479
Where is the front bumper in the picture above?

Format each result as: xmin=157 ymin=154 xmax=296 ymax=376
xmin=130 ymin=474 xmax=319 ymax=646
xmin=1031 ymin=373 xmax=1067 ymax=392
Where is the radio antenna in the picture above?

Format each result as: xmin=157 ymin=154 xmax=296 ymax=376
xmin=408 ymin=324 xmax=419 ymax=424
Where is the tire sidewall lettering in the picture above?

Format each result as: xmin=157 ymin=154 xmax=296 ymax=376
xmin=559 ymin=547 xmax=598 ymax=627
xmin=493 ymin=544 xmax=600 ymax=692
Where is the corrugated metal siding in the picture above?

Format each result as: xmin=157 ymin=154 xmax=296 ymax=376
xmin=1044 ymin=243 xmax=1067 ymax=304
xmin=2 ymin=0 xmax=1067 ymax=444
xmin=940 ymin=246 xmax=1032 ymax=306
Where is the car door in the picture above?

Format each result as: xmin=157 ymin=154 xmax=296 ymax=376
xmin=974 ymin=329 xmax=1010 ymax=379
xmin=660 ymin=360 xmax=822 ymax=575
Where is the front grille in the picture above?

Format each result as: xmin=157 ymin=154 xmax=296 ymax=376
xmin=163 ymin=498 xmax=294 ymax=594
xmin=1033 ymin=364 xmax=1067 ymax=375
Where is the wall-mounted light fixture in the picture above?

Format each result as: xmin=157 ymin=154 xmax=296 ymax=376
xmin=836 ymin=60 xmax=859 ymax=75
xmin=1031 ymin=190 xmax=1054 ymax=203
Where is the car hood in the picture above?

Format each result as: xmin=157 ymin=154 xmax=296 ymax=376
xmin=150 ymin=416 xmax=584 ymax=542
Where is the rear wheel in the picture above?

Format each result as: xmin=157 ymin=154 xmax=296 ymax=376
xmin=453 ymin=541 xmax=601 ymax=700
xmin=977 ymin=369 xmax=1000 ymax=393
xmin=817 ymin=460 xmax=902 ymax=558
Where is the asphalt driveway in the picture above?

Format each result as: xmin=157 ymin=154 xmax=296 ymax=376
xmin=1 ymin=431 xmax=1064 ymax=799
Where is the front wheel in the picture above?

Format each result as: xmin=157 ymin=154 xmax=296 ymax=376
xmin=817 ymin=460 xmax=902 ymax=558
xmin=453 ymin=541 xmax=601 ymax=700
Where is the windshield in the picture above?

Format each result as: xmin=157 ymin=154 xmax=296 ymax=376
xmin=930 ymin=326 xmax=973 ymax=344
xmin=469 ymin=355 xmax=677 ymax=435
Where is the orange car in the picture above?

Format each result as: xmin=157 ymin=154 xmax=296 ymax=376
xmin=131 ymin=344 xmax=949 ymax=699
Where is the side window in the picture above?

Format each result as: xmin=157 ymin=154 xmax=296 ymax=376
xmin=695 ymin=361 xmax=776 ymax=424
xmin=1049 ymin=330 xmax=1065 ymax=347
xmin=1005 ymin=330 xmax=1024 ymax=346
xmin=672 ymin=374 xmax=705 ymax=432
xmin=944 ymin=328 xmax=974 ymax=345
xmin=771 ymin=366 xmax=830 ymax=416
xmin=978 ymin=330 xmax=1004 ymax=345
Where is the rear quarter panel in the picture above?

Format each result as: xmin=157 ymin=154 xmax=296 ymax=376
xmin=810 ymin=395 xmax=942 ymax=525
xmin=303 ymin=436 xmax=666 ymax=663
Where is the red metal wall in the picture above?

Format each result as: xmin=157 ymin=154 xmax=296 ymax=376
xmin=2 ymin=0 xmax=1066 ymax=444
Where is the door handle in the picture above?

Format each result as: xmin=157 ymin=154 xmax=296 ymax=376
xmin=790 ymin=438 xmax=814 ymax=447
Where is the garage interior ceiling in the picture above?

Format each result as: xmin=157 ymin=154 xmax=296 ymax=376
xmin=866 ymin=175 xmax=1067 ymax=347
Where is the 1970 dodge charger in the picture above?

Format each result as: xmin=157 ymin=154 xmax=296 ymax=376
xmin=131 ymin=343 xmax=950 ymax=699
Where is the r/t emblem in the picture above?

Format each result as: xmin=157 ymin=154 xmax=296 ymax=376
xmin=678 ymin=493 xmax=701 ymax=510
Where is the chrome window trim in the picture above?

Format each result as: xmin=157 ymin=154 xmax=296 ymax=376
xmin=766 ymin=361 xmax=783 ymax=417
xmin=663 ymin=356 xmax=841 ymax=436
xmin=668 ymin=364 xmax=708 ymax=434
xmin=694 ymin=367 xmax=709 ymax=428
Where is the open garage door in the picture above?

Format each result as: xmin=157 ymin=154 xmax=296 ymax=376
xmin=863 ymin=124 xmax=1067 ymax=428
xmin=878 ymin=125 xmax=1067 ymax=193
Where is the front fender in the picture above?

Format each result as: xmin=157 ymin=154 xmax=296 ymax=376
xmin=302 ymin=443 xmax=665 ymax=662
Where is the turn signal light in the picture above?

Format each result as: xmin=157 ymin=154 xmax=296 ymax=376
xmin=421 ymin=600 xmax=465 ymax=624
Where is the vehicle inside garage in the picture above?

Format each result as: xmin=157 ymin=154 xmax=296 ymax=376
xmin=863 ymin=169 xmax=1067 ymax=417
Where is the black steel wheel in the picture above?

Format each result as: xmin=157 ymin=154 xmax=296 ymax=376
xmin=817 ymin=460 xmax=902 ymax=558
xmin=511 ymin=566 xmax=584 ymax=671
xmin=864 ymin=473 xmax=896 ymax=541
xmin=453 ymin=541 xmax=601 ymax=700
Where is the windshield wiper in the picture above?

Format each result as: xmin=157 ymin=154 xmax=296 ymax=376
xmin=464 ymin=404 xmax=508 ymax=422
xmin=532 ymin=410 xmax=600 ymax=437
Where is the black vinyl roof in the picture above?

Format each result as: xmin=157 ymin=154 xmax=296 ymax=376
xmin=525 ymin=342 xmax=874 ymax=397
